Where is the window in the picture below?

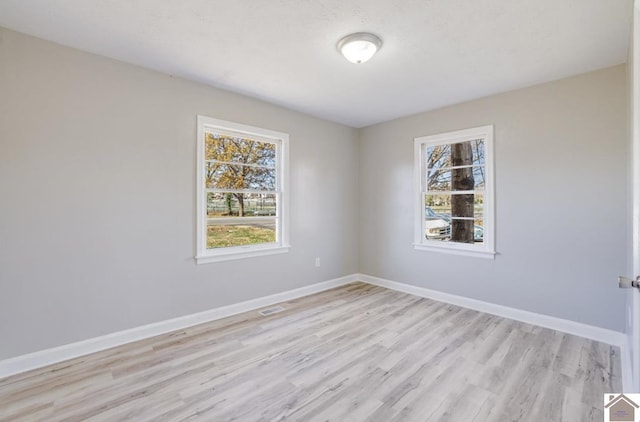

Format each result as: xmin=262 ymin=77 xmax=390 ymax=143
xmin=196 ymin=116 xmax=290 ymax=263
xmin=414 ymin=125 xmax=495 ymax=258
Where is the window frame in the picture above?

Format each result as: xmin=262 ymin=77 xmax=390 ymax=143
xmin=196 ymin=116 xmax=290 ymax=264
xmin=413 ymin=125 xmax=495 ymax=258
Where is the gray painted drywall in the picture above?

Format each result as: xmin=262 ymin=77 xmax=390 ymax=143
xmin=0 ymin=26 xmax=631 ymax=361
xmin=358 ymin=65 xmax=629 ymax=332
xmin=0 ymin=28 xmax=359 ymax=360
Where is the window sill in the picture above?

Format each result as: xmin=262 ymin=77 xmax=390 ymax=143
xmin=413 ymin=243 xmax=496 ymax=259
xmin=196 ymin=244 xmax=291 ymax=264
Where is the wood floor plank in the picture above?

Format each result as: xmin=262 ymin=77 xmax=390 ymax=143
xmin=0 ymin=282 xmax=621 ymax=421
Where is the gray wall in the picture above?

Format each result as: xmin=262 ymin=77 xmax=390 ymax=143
xmin=0 ymin=28 xmax=359 ymax=360
xmin=358 ymin=65 xmax=629 ymax=332
xmin=0 ymin=26 xmax=630 ymax=361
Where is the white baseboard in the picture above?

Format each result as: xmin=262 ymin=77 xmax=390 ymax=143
xmin=0 ymin=274 xmax=358 ymax=380
xmin=357 ymin=273 xmax=632 ymax=390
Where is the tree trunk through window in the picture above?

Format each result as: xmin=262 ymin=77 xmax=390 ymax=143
xmin=234 ymin=193 xmax=245 ymax=217
xmin=451 ymin=142 xmax=475 ymax=243
xmin=225 ymin=193 xmax=233 ymax=215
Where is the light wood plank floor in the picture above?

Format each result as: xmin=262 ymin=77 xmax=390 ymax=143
xmin=0 ymin=283 xmax=621 ymax=421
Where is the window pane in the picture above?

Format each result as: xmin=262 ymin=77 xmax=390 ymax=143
xmin=425 ymin=193 xmax=484 ymax=243
xmin=470 ymin=139 xmax=485 ymax=165
xmin=206 ymin=192 xmax=277 ymax=249
xmin=426 ymin=169 xmax=484 ymax=192
xmin=205 ymin=162 xmax=276 ymax=191
xmin=440 ymin=167 xmax=484 ymax=191
xmin=205 ymin=134 xmax=276 ymax=167
xmin=425 ymin=194 xmax=450 ymax=212
xmin=443 ymin=193 xmax=483 ymax=220
xmin=426 ymin=169 xmax=451 ymax=191
xmin=471 ymin=193 xmax=484 ymax=226
xmin=424 ymin=201 xmax=451 ymax=241
xmin=426 ymin=156 xmax=485 ymax=191
xmin=207 ymin=193 xmax=277 ymax=218
xmin=207 ymin=221 xmax=276 ymax=249
xmin=426 ymin=139 xmax=484 ymax=169
xmin=426 ymin=144 xmax=451 ymax=169
xmin=472 ymin=166 xmax=485 ymax=190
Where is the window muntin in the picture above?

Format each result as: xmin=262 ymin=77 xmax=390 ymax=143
xmin=197 ymin=117 xmax=289 ymax=263
xmin=414 ymin=126 xmax=495 ymax=257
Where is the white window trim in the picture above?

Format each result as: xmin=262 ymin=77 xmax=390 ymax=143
xmin=413 ymin=125 xmax=496 ymax=259
xmin=196 ymin=116 xmax=290 ymax=264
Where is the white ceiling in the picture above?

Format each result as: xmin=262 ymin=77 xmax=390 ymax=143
xmin=0 ymin=0 xmax=633 ymax=128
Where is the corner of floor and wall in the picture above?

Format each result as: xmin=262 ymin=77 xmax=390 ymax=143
xmin=0 ymin=26 xmax=635 ymax=391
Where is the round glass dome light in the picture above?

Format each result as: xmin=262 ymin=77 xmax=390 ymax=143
xmin=337 ymin=32 xmax=382 ymax=64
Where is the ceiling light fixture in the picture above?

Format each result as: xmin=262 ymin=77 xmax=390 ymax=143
xmin=337 ymin=32 xmax=382 ymax=64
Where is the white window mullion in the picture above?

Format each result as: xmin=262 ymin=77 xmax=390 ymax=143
xmin=206 ymin=188 xmax=277 ymax=195
xmin=425 ymin=190 xmax=485 ymax=195
xmin=205 ymin=159 xmax=276 ymax=170
xmin=427 ymin=163 xmax=485 ymax=172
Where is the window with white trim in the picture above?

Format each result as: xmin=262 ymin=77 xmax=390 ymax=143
xmin=414 ymin=125 xmax=495 ymax=258
xmin=196 ymin=116 xmax=290 ymax=264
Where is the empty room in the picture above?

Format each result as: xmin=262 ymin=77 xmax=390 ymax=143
xmin=1 ymin=1 xmax=640 ymax=421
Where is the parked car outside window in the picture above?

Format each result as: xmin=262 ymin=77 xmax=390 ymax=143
xmin=425 ymin=207 xmax=483 ymax=242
